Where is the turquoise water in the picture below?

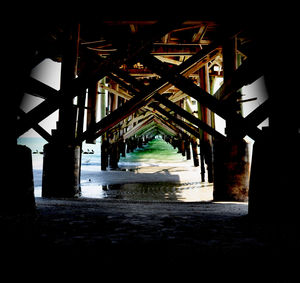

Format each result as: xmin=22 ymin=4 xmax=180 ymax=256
xmin=17 ymin=137 xmax=211 ymax=201
xmin=17 ymin=137 xmax=47 ymax=153
xmin=119 ymin=138 xmax=186 ymax=165
xmin=17 ymin=137 xmax=100 ymax=155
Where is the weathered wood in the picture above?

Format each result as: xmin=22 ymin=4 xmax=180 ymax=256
xmin=213 ymin=137 xmax=250 ymax=201
xmin=18 ymin=109 xmax=53 ymax=142
xmin=152 ymin=104 xmax=200 ymax=139
xmin=74 ymin=30 xmax=229 ymax=143
xmin=101 ymin=138 xmax=109 ymax=171
xmin=244 ymin=99 xmax=270 ymax=127
xmin=42 ymin=143 xmax=81 ymax=197
xmin=109 ymin=66 xmax=224 ymax=141
xmin=86 ymin=81 xmax=99 ymax=144
xmin=24 ymin=77 xmax=60 ymax=100
xmin=123 ymin=116 xmax=154 ymax=140
xmin=141 ymin=54 xmax=262 ymax=140
xmin=17 ymin=20 xmax=182 ymax=138
xmin=154 ymin=113 xmax=186 ymax=138
xmin=57 ymin=23 xmax=80 ymax=144
xmin=75 ymin=89 xmax=86 ymax=142
xmin=198 ymin=64 xmax=214 ymax=182
xmin=191 ymin=138 xmax=199 ymax=167
xmin=155 ymin=94 xmax=226 ymax=140
xmin=214 ymin=49 xmax=263 ymax=102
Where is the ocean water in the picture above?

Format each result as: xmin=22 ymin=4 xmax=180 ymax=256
xmin=17 ymin=137 xmax=209 ymax=201
xmin=118 ymin=138 xmax=189 ymax=167
xmin=17 ymin=137 xmax=101 ymax=170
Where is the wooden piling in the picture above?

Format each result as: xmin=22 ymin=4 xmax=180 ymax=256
xmin=185 ymin=139 xmax=191 ymax=160
xmin=86 ymin=81 xmax=99 ymax=144
xmin=213 ymin=137 xmax=249 ymax=201
xmin=42 ymin=23 xmax=82 ymax=198
xmin=14 ymin=145 xmax=36 ymax=213
xmin=212 ymin=36 xmax=249 ymax=200
xmin=198 ymin=64 xmax=214 ymax=182
xmin=42 ymin=143 xmax=81 ymax=198
xmin=101 ymin=138 xmax=109 ymax=171
xmin=57 ymin=23 xmax=80 ymax=143
xmin=191 ymin=138 xmax=199 ymax=167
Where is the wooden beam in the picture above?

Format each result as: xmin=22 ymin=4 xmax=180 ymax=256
xmin=141 ymin=54 xmax=262 ymax=140
xmin=154 ymin=113 xmax=187 ymax=138
xmin=86 ymin=81 xmax=99 ymax=144
xmin=98 ymin=83 xmax=132 ymax=100
xmin=152 ymin=104 xmax=200 ymax=139
xmin=192 ymin=24 xmax=208 ymax=43
xmin=244 ymin=99 xmax=270 ymax=127
xmin=214 ymin=55 xmax=263 ymax=101
xmin=24 ymin=77 xmax=59 ymax=100
xmin=16 ymin=20 xmax=182 ymax=138
xmin=123 ymin=116 xmax=154 ymax=140
xmin=155 ymin=94 xmax=226 ymax=140
xmin=18 ymin=109 xmax=53 ymax=142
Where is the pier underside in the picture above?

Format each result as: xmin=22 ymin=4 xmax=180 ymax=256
xmin=4 ymin=10 xmax=300 ymax=278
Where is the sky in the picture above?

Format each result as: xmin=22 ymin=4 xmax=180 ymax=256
xmin=19 ymin=59 xmax=269 ymax=141
xmin=20 ymin=59 xmax=61 ymax=138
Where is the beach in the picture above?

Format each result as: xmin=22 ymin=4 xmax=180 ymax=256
xmin=11 ymin=139 xmax=296 ymax=281
xmin=29 ymin=138 xmax=214 ymax=202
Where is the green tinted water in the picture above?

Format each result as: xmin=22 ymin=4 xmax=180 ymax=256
xmin=119 ymin=138 xmax=185 ymax=164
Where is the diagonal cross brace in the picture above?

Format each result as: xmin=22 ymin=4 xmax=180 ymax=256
xmin=141 ymin=54 xmax=263 ymax=140
xmin=16 ymin=20 xmax=183 ymax=138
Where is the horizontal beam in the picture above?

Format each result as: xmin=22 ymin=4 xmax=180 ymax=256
xmin=214 ymin=55 xmax=263 ymax=101
xmin=142 ymin=54 xmax=263 ymax=140
xmin=24 ymin=77 xmax=59 ymax=100
xmin=17 ymin=20 xmax=182 ymax=138
xmin=155 ymin=94 xmax=226 ymax=140
xmin=152 ymin=104 xmax=200 ymax=139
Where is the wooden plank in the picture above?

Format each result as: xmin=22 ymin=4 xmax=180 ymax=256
xmin=86 ymin=81 xmax=99 ymax=144
xmin=244 ymin=99 xmax=270 ymax=127
xmin=155 ymin=94 xmax=226 ymax=140
xmin=18 ymin=109 xmax=53 ymax=142
xmin=152 ymin=104 xmax=200 ymax=139
xmin=24 ymin=77 xmax=59 ymax=100
xmin=106 ymin=57 xmax=225 ymax=140
xmin=141 ymin=54 xmax=263 ymax=140
xmin=214 ymin=51 xmax=263 ymax=101
xmin=154 ymin=113 xmax=186 ymax=137
xmin=17 ymin=20 xmax=183 ymax=138
xmin=123 ymin=116 xmax=154 ymax=140
xmin=57 ymin=23 xmax=80 ymax=143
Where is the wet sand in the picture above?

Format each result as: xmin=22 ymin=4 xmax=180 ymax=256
xmin=2 ymin=197 xmax=289 ymax=281
xmin=79 ymin=164 xmax=214 ymax=201
xmin=81 ymin=164 xmax=202 ymax=185
xmin=15 ymin=144 xmax=297 ymax=279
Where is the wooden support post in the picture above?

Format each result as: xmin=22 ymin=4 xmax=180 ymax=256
xmin=198 ymin=65 xmax=214 ymax=182
xmin=213 ymin=137 xmax=249 ymax=201
xmin=109 ymin=141 xmax=119 ymax=170
xmin=212 ymin=37 xmax=250 ymax=201
xmin=191 ymin=138 xmax=199 ymax=167
xmin=42 ymin=143 xmax=81 ymax=197
xmin=42 ymin=23 xmax=81 ymax=198
xmin=200 ymin=148 xmax=206 ymax=182
xmin=180 ymin=139 xmax=185 ymax=156
xmin=76 ymin=90 xmax=86 ymax=141
xmin=13 ymin=145 xmax=36 ymax=213
xmin=56 ymin=23 xmax=80 ymax=143
xmin=119 ymin=138 xmax=126 ymax=157
xmin=101 ymin=138 xmax=109 ymax=171
xmin=86 ymin=81 xmax=99 ymax=144
xmin=185 ymin=139 xmax=191 ymax=160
